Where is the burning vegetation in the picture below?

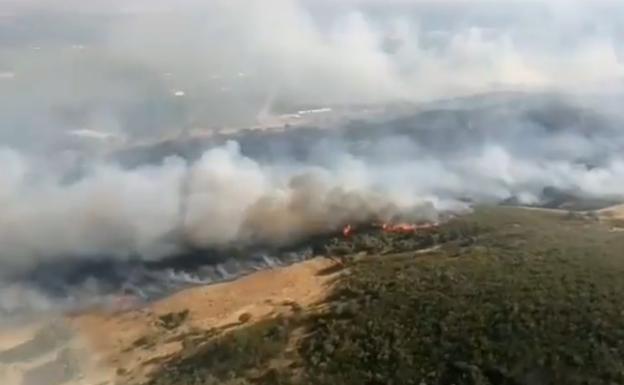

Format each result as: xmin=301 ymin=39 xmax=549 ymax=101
xmin=136 ymin=207 xmax=624 ymax=385
xmin=342 ymin=221 xmax=440 ymax=237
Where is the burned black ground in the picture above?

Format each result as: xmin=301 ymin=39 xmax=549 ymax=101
xmin=141 ymin=207 xmax=624 ymax=385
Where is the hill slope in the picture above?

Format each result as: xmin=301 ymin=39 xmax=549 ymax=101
xmin=140 ymin=207 xmax=624 ymax=385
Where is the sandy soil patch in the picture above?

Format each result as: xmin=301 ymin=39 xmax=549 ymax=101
xmin=67 ymin=257 xmax=339 ymax=384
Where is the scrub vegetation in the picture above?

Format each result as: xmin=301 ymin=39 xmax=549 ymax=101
xmin=144 ymin=207 xmax=624 ymax=385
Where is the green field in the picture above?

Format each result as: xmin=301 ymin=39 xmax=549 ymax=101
xmin=144 ymin=207 xmax=624 ymax=385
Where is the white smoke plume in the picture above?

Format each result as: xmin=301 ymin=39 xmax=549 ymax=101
xmin=2 ymin=100 xmax=624 ymax=276
xmin=1 ymin=0 xmax=624 ymax=274
xmin=0 ymin=140 xmax=428 ymax=273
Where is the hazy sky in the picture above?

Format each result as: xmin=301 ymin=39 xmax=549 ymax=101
xmin=1 ymin=0 xmax=624 ymax=148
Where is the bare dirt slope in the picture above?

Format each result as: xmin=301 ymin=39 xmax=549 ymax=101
xmin=0 ymin=257 xmax=338 ymax=385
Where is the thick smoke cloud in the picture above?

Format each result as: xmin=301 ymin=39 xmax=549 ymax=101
xmin=1 ymin=0 xmax=624 ymax=301
xmin=3 ymin=90 xmax=624 ymax=276
xmin=0 ymin=140 xmax=434 ymax=273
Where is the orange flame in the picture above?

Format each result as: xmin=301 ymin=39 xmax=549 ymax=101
xmin=382 ymin=222 xmax=439 ymax=234
xmin=381 ymin=223 xmax=417 ymax=233
xmin=342 ymin=224 xmax=353 ymax=237
xmin=341 ymin=222 xmax=439 ymax=237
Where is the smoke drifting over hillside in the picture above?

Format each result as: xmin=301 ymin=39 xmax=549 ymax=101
xmin=3 ymin=92 xmax=624 ymax=276
xmin=2 ymin=0 xmax=624 ymax=306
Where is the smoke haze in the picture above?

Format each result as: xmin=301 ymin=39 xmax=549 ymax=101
xmin=2 ymin=0 xmax=624 ymax=311
xmin=2 ymin=0 xmax=624 ymax=146
xmin=3 ymin=92 xmax=624 ymax=274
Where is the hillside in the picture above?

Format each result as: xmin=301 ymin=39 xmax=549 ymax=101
xmin=134 ymin=207 xmax=624 ymax=385
xmin=4 ymin=206 xmax=624 ymax=385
